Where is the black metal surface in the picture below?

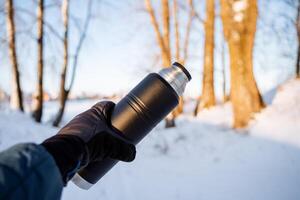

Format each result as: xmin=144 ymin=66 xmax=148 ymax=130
xmin=77 ymin=73 xmax=180 ymax=184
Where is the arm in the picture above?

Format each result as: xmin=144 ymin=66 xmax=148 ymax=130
xmin=0 ymin=143 xmax=63 ymax=200
xmin=0 ymin=101 xmax=135 ymax=200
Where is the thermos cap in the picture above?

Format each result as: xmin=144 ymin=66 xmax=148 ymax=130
xmin=158 ymin=62 xmax=191 ymax=97
xmin=172 ymin=62 xmax=192 ymax=81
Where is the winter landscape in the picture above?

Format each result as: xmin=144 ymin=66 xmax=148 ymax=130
xmin=1 ymin=0 xmax=300 ymax=200
xmin=1 ymin=79 xmax=300 ymax=200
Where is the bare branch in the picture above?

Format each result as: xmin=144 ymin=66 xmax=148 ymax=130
xmin=182 ymin=0 xmax=195 ymax=62
xmin=43 ymin=21 xmax=63 ymax=41
xmin=194 ymin=11 xmax=205 ymax=24
xmin=67 ymin=0 xmax=93 ymax=92
xmin=15 ymin=6 xmax=63 ymax=41
xmin=70 ymin=15 xmax=82 ymax=32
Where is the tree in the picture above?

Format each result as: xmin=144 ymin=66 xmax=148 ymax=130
xmin=145 ymin=0 xmax=174 ymax=127
xmin=52 ymin=0 xmax=69 ymax=127
xmin=221 ymin=0 xmax=264 ymax=128
xmin=32 ymin=0 xmax=45 ymax=122
xmin=173 ymin=0 xmax=183 ymax=117
xmin=6 ymin=0 xmax=24 ymax=111
xmin=194 ymin=0 xmax=216 ymax=116
xmin=145 ymin=0 xmax=195 ymax=127
xmin=172 ymin=0 xmax=195 ymax=117
xmin=53 ymin=0 xmax=93 ymax=126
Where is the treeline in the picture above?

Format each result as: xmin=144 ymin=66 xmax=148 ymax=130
xmin=1 ymin=0 xmax=299 ymax=129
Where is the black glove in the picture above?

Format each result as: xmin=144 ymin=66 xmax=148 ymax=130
xmin=41 ymin=101 xmax=136 ymax=184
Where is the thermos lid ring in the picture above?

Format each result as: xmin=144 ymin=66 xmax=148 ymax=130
xmin=172 ymin=62 xmax=192 ymax=81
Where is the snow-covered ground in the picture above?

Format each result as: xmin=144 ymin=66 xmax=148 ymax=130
xmin=0 ymin=79 xmax=300 ymax=200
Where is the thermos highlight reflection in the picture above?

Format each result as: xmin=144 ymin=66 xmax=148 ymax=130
xmin=72 ymin=62 xmax=191 ymax=189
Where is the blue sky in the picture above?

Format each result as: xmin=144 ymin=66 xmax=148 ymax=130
xmin=0 ymin=0 xmax=297 ymax=99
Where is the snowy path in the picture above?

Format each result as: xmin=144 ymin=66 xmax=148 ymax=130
xmin=0 ymin=79 xmax=300 ymax=200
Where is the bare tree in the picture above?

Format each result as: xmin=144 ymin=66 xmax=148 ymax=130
xmin=172 ymin=0 xmax=195 ymax=117
xmin=32 ymin=0 xmax=44 ymax=122
xmin=52 ymin=0 xmax=70 ymax=127
xmin=172 ymin=0 xmax=183 ymax=117
xmin=145 ymin=0 xmax=195 ymax=127
xmin=53 ymin=0 xmax=93 ymax=126
xmin=194 ymin=0 xmax=216 ymax=116
xmin=145 ymin=0 xmax=174 ymax=127
xmin=6 ymin=0 xmax=24 ymax=111
xmin=221 ymin=0 xmax=264 ymax=128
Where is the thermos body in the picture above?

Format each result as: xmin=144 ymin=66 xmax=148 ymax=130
xmin=72 ymin=62 xmax=191 ymax=189
xmin=111 ymin=73 xmax=180 ymax=144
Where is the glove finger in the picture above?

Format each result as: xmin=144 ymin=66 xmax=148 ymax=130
xmin=92 ymin=101 xmax=115 ymax=121
xmin=103 ymin=133 xmax=136 ymax=162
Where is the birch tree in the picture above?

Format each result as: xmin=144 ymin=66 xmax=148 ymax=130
xmin=6 ymin=0 xmax=24 ymax=111
xmin=53 ymin=0 xmax=93 ymax=126
xmin=52 ymin=0 xmax=69 ymax=127
xmin=221 ymin=0 xmax=264 ymax=128
xmin=32 ymin=0 xmax=44 ymax=122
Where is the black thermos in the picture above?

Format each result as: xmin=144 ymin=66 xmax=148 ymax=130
xmin=72 ymin=62 xmax=191 ymax=189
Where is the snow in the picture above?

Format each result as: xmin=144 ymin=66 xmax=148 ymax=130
xmin=232 ymin=0 xmax=247 ymax=22
xmin=233 ymin=12 xmax=244 ymax=22
xmin=232 ymin=0 xmax=248 ymax=12
xmin=0 ymin=79 xmax=300 ymax=200
xmin=250 ymin=79 xmax=300 ymax=147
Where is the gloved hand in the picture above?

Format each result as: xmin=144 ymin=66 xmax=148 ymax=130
xmin=41 ymin=101 xmax=136 ymax=184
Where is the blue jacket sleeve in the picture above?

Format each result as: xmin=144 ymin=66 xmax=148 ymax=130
xmin=0 ymin=143 xmax=64 ymax=200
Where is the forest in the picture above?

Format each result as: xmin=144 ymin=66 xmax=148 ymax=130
xmin=0 ymin=0 xmax=300 ymax=200
xmin=0 ymin=0 xmax=299 ymax=128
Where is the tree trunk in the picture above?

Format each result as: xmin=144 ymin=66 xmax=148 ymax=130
xmin=162 ymin=0 xmax=171 ymax=66
xmin=173 ymin=0 xmax=180 ymax=62
xmin=161 ymin=0 xmax=175 ymax=128
xmin=145 ymin=0 xmax=175 ymax=127
xmin=194 ymin=0 xmax=215 ymax=116
xmin=32 ymin=0 xmax=44 ymax=122
xmin=6 ymin=0 xmax=24 ymax=112
xmin=221 ymin=0 xmax=264 ymax=128
xmin=172 ymin=0 xmax=184 ymax=117
xmin=296 ymin=0 xmax=300 ymax=78
xmin=172 ymin=0 xmax=194 ymax=117
xmin=53 ymin=0 xmax=69 ymax=127
xmin=53 ymin=89 xmax=69 ymax=127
